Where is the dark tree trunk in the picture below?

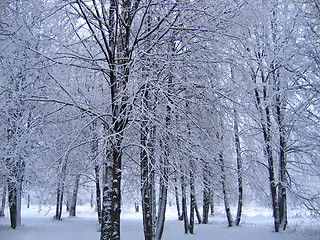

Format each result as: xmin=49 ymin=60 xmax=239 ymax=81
xmin=27 ymin=193 xmax=31 ymax=208
xmin=195 ymin=202 xmax=202 ymax=224
xmin=140 ymin=82 xmax=155 ymax=240
xmin=189 ymin=172 xmax=195 ymax=234
xmin=210 ymin=200 xmax=215 ymax=216
xmin=254 ymin=71 xmax=280 ymax=232
xmin=55 ymin=183 xmax=61 ymax=220
xmin=209 ymin=173 xmax=214 ymax=217
xmin=202 ymin=162 xmax=210 ymax=224
xmin=219 ymin=150 xmax=233 ymax=227
xmin=276 ymin=95 xmax=288 ymax=231
xmin=141 ymin=147 xmax=155 ymax=240
xmin=0 ymin=185 xmax=6 ymax=217
xmin=174 ymin=175 xmax=182 ymax=220
xmin=234 ymin=111 xmax=243 ymax=226
xmin=90 ymin=190 xmax=94 ymax=208
xmin=155 ymin=158 xmax=168 ymax=240
xmin=135 ymin=202 xmax=139 ymax=212
xmin=55 ymin=181 xmax=64 ymax=220
xmin=91 ymin=118 xmax=101 ymax=224
xmin=7 ymin=181 xmax=17 ymax=229
xmin=66 ymin=200 xmax=69 ymax=212
xmin=69 ymin=174 xmax=80 ymax=217
xmin=262 ymin=104 xmax=280 ymax=232
xmin=181 ymin=175 xmax=189 ymax=234
xmin=100 ymin=145 xmax=123 ymax=240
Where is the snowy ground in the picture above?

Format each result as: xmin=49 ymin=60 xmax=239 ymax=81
xmin=0 ymin=204 xmax=319 ymax=240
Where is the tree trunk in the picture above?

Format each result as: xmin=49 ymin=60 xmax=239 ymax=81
xmin=174 ymin=175 xmax=182 ymax=220
xmin=210 ymin=200 xmax=215 ymax=216
xmin=66 ymin=200 xmax=69 ymax=212
xmin=155 ymin=159 xmax=168 ymax=240
xmin=100 ymin=144 xmax=122 ymax=240
xmin=254 ymin=71 xmax=280 ymax=232
xmin=7 ymin=181 xmax=17 ymax=229
xmin=91 ymin=118 xmax=102 ymax=223
xmin=55 ymin=181 xmax=64 ymax=220
xmin=219 ymin=150 xmax=233 ymax=227
xmin=16 ymin=183 xmax=21 ymax=227
xmin=141 ymin=147 xmax=155 ymax=240
xmin=234 ymin=110 xmax=243 ymax=226
xmin=189 ymin=163 xmax=196 ymax=233
xmin=55 ymin=183 xmax=61 ymax=220
xmin=135 ymin=202 xmax=139 ymax=212
xmin=69 ymin=174 xmax=80 ymax=217
xmin=90 ymin=190 xmax=94 ymax=208
xmin=265 ymin=107 xmax=280 ymax=232
xmin=181 ymin=174 xmax=189 ymax=234
xmin=195 ymin=202 xmax=202 ymax=224
xmin=94 ymin=164 xmax=102 ymax=223
xmin=0 ymin=185 xmax=6 ymax=217
xmin=276 ymin=95 xmax=288 ymax=231
xmin=140 ymin=82 xmax=155 ymax=240
xmin=27 ymin=193 xmax=31 ymax=208
xmin=202 ymin=162 xmax=210 ymax=224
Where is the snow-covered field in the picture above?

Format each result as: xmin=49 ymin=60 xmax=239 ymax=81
xmin=0 ymin=204 xmax=319 ymax=240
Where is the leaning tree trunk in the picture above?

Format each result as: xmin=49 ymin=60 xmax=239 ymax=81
xmin=195 ymin=202 xmax=202 ymax=224
xmin=69 ymin=174 xmax=80 ymax=217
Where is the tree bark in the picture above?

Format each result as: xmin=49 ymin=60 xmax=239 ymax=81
xmin=181 ymin=174 xmax=189 ymax=234
xmin=135 ymin=202 xmax=139 ymax=212
xmin=69 ymin=174 xmax=80 ymax=217
xmin=0 ymin=185 xmax=6 ymax=217
xmin=189 ymin=169 xmax=195 ymax=234
xmin=55 ymin=181 xmax=64 ymax=220
xmin=140 ymin=82 xmax=155 ymax=240
xmin=234 ymin=110 xmax=243 ymax=226
xmin=173 ymin=175 xmax=182 ymax=220
xmin=276 ymin=89 xmax=288 ymax=231
xmin=27 ymin=193 xmax=31 ymax=208
xmin=100 ymin=144 xmax=123 ymax=240
xmin=202 ymin=162 xmax=210 ymax=224
xmin=254 ymin=70 xmax=280 ymax=232
xmin=155 ymin=158 xmax=168 ymax=240
xmin=94 ymin=164 xmax=102 ymax=224
xmin=7 ymin=181 xmax=17 ymax=229
xmin=219 ymin=149 xmax=233 ymax=227
xmin=195 ymin=202 xmax=202 ymax=224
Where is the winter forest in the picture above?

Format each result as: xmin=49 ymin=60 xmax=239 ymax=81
xmin=0 ymin=0 xmax=319 ymax=240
